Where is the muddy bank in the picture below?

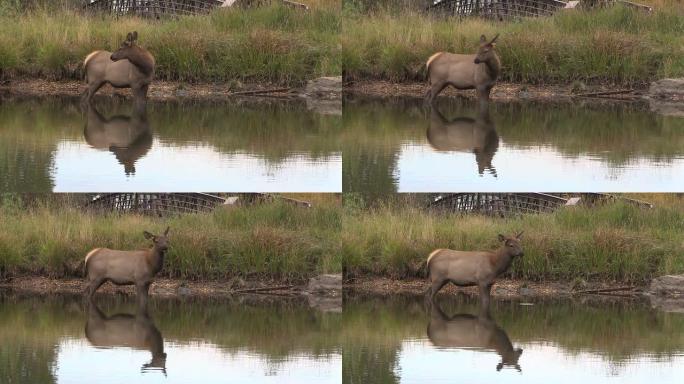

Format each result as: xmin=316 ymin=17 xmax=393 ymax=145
xmin=345 ymin=277 xmax=645 ymax=300
xmin=344 ymin=80 xmax=650 ymax=103
xmin=0 ymin=77 xmax=341 ymax=111
xmin=0 ymin=275 xmax=341 ymax=301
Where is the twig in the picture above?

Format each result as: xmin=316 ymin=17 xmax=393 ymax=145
xmin=574 ymin=89 xmax=635 ymax=98
xmin=230 ymin=88 xmax=291 ymax=96
xmin=574 ymin=286 xmax=635 ymax=295
xmin=232 ymin=285 xmax=295 ymax=294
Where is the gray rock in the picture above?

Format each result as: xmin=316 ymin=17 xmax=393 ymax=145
xmin=306 ymin=295 xmax=342 ymax=313
xmin=650 ymin=296 xmax=684 ymax=313
xmin=300 ymin=76 xmax=342 ymax=101
xmin=649 ymin=274 xmax=684 ymax=297
xmin=649 ymin=99 xmax=684 ymax=117
xmin=649 ymin=78 xmax=684 ymax=99
xmin=648 ymin=78 xmax=684 ymax=116
xmin=307 ymin=273 xmax=342 ymax=295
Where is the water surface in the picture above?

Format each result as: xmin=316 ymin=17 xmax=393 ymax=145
xmin=0 ymin=293 xmax=341 ymax=384
xmin=0 ymin=97 xmax=341 ymax=192
xmin=343 ymin=294 xmax=684 ymax=384
xmin=343 ymin=97 xmax=684 ymax=195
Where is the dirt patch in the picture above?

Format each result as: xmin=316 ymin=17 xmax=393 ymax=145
xmin=344 ymin=80 xmax=647 ymax=103
xmin=345 ymin=276 xmax=645 ymax=300
xmin=0 ymin=276 xmax=308 ymax=299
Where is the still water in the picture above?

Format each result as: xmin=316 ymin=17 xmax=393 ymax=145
xmin=343 ymin=294 xmax=684 ymax=384
xmin=0 ymin=97 xmax=341 ymax=192
xmin=0 ymin=293 xmax=341 ymax=384
xmin=343 ymin=97 xmax=684 ymax=194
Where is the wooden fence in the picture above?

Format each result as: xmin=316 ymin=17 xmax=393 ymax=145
xmin=84 ymin=0 xmax=224 ymax=17
xmin=427 ymin=0 xmax=568 ymax=18
xmin=85 ymin=193 xmax=312 ymax=216
xmin=427 ymin=192 xmax=653 ymax=217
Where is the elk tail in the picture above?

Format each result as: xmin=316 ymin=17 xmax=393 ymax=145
xmin=425 ymin=52 xmax=443 ymax=83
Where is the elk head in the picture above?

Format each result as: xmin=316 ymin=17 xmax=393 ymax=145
xmin=497 ymin=231 xmax=523 ymax=257
xmin=474 ymin=34 xmax=499 ymax=65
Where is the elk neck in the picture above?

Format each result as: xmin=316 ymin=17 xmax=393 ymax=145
xmin=146 ymin=244 xmax=166 ymax=274
xmin=483 ymin=54 xmax=501 ymax=80
xmin=125 ymin=47 xmax=155 ymax=76
xmin=491 ymin=245 xmax=514 ymax=275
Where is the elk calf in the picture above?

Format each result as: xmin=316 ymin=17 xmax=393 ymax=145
xmin=425 ymin=34 xmax=501 ymax=105
xmin=84 ymin=227 xmax=169 ymax=308
xmin=82 ymin=31 xmax=155 ymax=109
xmin=426 ymin=232 xmax=523 ymax=307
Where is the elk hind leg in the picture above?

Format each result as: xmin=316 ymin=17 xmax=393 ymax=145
xmin=86 ymin=277 xmax=106 ymax=302
xmin=426 ymin=81 xmax=448 ymax=105
xmin=430 ymin=278 xmax=449 ymax=303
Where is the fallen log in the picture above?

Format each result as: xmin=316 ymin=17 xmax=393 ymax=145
xmin=232 ymin=285 xmax=295 ymax=294
xmin=574 ymin=286 xmax=636 ymax=295
xmin=230 ymin=87 xmax=291 ymax=96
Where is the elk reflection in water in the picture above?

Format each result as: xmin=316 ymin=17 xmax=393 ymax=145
xmin=85 ymin=303 xmax=167 ymax=375
xmin=427 ymin=103 xmax=499 ymax=177
xmin=83 ymin=104 xmax=152 ymax=175
xmin=427 ymin=302 xmax=523 ymax=372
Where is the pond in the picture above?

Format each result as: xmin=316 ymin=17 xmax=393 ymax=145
xmin=342 ymin=96 xmax=684 ymax=195
xmin=0 ymin=97 xmax=342 ymax=192
xmin=0 ymin=293 xmax=341 ymax=384
xmin=343 ymin=294 xmax=684 ymax=384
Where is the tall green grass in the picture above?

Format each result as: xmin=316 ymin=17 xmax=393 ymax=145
xmin=342 ymin=196 xmax=684 ymax=283
xmin=343 ymin=4 xmax=684 ymax=85
xmin=0 ymin=1 xmax=340 ymax=85
xmin=0 ymin=195 xmax=342 ymax=281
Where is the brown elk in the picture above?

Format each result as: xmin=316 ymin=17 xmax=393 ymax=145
xmin=426 ymin=232 xmax=523 ymax=307
xmin=427 ymin=103 xmax=499 ymax=176
xmin=425 ymin=34 xmax=501 ymax=105
xmin=86 ymin=303 xmax=167 ymax=374
xmin=84 ymin=227 xmax=169 ymax=309
xmin=82 ymin=31 xmax=155 ymax=109
xmin=427 ymin=302 xmax=523 ymax=372
xmin=84 ymin=104 xmax=152 ymax=176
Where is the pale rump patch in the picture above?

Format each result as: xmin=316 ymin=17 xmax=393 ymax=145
xmin=426 ymin=52 xmax=444 ymax=69
xmin=84 ymin=248 xmax=102 ymax=264
xmin=83 ymin=51 xmax=102 ymax=67
xmin=427 ymin=249 xmax=444 ymax=266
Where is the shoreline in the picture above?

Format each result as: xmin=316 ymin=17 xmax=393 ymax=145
xmin=0 ymin=78 xmax=341 ymax=102
xmin=344 ymin=276 xmax=646 ymax=300
xmin=344 ymin=80 xmax=648 ymax=103
xmin=0 ymin=276 xmax=321 ymax=299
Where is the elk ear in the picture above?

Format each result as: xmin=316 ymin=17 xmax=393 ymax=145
xmin=132 ymin=31 xmax=138 ymax=42
xmin=480 ymin=34 xmax=487 ymax=43
xmin=516 ymin=231 xmax=524 ymax=239
xmin=143 ymin=231 xmax=154 ymax=240
xmin=164 ymin=226 xmax=170 ymax=236
xmin=498 ymin=234 xmax=505 ymax=242
xmin=490 ymin=33 xmax=500 ymax=44
xmin=126 ymin=32 xmax=133 ymax=42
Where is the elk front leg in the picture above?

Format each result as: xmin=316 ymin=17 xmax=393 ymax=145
xmin=476 ymin=86 xmax=492 ymax=107
xmin=133 ymin=84 xmax=149 ymax=110
xmin=136 ymin=281 xmax=151 ymax=310
xmin=479 ymin=282 xmax=493 ymax=309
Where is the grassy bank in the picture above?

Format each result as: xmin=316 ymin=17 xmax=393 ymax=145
xmin=0 ymin=195 xmax=342 ymax=281
xmin=342 ymin=3 xmax=684 ymax=85
xmin=342 ymin=194 xmax=684 ymax=284
xmin=0 ymin=1 xmax=340 ymax=86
